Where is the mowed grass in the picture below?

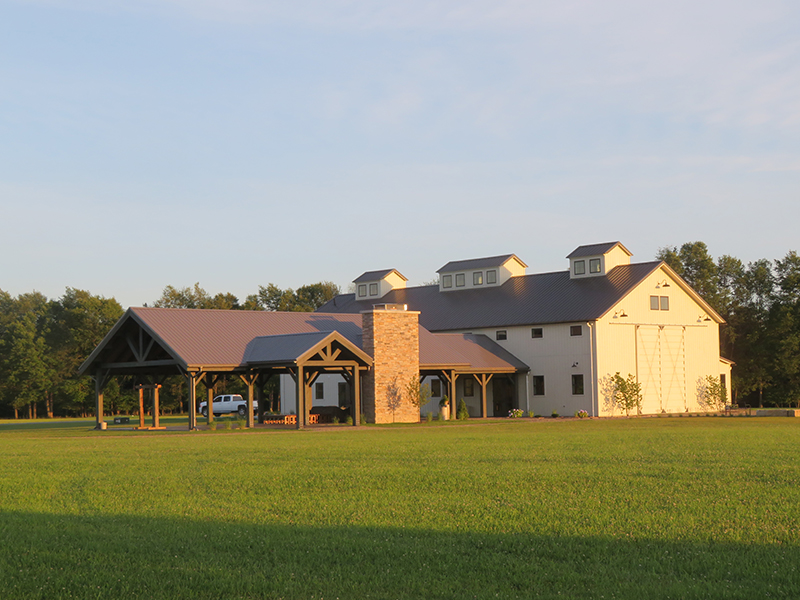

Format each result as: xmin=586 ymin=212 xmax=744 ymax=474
xmin=0 ymin=417 xmax=798 ymax=599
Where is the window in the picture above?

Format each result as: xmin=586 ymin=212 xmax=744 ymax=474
xmin=368 ymin=283 xmax=378 ymax=296
xmin=431 ymin=379 xmax=441 ymax=397
xmin=358 ymin=284 xmax=367 ymax=297
xmin=589 ymin=258 xmax=601 ymax=273
xmin=574 ymin=260 xmax=586 ymax=275
xmin=531 ymin=327 xmax=543 ymax=339
xmin=572 ymin=374 xmax=584 ymax=395
xmin=442 ymin=274 xmax=452 ymax=288
xmin=473 ymin=271 xmax=483 ymax=285
xmin=315 ymin=382 xmax=324 ymax=400
xmin=532 ymin=375 xmax=545 ymax=396
xmin=455 ymin=273 xmax=465 ymax=287
xmin=496 ymin=330 xmax=507 ymax=341
xmin=570 ymin=325 xmax=582 ymax=336
xmin=486 ymin=270 xmax=497 ymax=284
xmin=464 ymin=378 xmax=474 ymax=397
xmin=650 ymin=295 xmax=670 ymax=310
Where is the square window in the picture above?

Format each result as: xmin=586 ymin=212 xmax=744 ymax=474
xmin=455 ymin=273 xmax=465 ymax=287
xmin=660 ymin=296 xmax=669 ymax=311
xmin=442 ymin=274 xmax=452 ymax=288
xmin=431 ymin=379 xmax=441 ymax=397
xmin=496 ymin=330 xmax=507 ymax=341
xmin=464 ymin=378 xmax=474 ymax=397
xmin=574 ymin=260 xmax=586 ymax=275
xmin=369 ymin=283 xmax=378 ymax=296
xmin=315 ymin=382 xmax=324 ymax=400
xmin=589 ymin=258 xmax=601 ymax=273
xmin=358 ymin=284 xmax=367 ymax=297
xmin=532 ymin=375 xmax=545 ymax=396
xmin=473 ymin=271 xmax=483 ymax=285
xmin=570 ymin=325 xmax=582 ymax=336
xmin=531 ymin=327 xmax=543 ymax=338
xmin=650 ymin=295 xmax=660 ymax=310
xmin=572 ymin=374 xmax=584 ymax=395
xmin=486 ymin=270 xmax=497 ymax=284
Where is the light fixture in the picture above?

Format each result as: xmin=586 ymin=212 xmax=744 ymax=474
xmin=572 ymin=361 xmax=579 ymax=368
xmin=656 ymin=279 xmax=670 ymax=289
xmin=704 ymin=316 xmax=711 ymax=322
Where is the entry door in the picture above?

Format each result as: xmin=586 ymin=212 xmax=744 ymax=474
xmin=492 ymin=378 xmax=514 ymax=417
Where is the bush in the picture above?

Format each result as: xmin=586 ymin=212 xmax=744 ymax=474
xmin=551 ymin=411 xmax=559 ymax=418
xmin=345 ymin=415 xmax=353 ymax=425
xmin=527 ymin=411 xmax=535 ymax=418
xmin=332 ymin=416 xmax=340 ymax=425
xmin=236 ymin=416 xmax=247 ymax=430
xmin=426 ymin=412 xmax=433 ymax=423
xmin=223 ymin=419 xmax=232 ymax=431
xmin=508 ymin=408 xmax=524 ymax=418
xmin=457 ymin=399 xmax=470 ymax=420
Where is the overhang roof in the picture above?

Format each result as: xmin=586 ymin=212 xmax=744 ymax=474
xmin=318 ymin=261 xmax=724 ymax=330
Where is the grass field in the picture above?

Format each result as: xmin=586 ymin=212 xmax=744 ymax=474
xmin=0 ymin=417 xmax=798 ymax=599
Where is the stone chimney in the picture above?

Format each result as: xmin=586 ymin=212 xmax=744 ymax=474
xmin=361 ymin=304 xmax=420 ymax=424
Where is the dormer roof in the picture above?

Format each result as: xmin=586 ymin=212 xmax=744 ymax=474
xmin=567 ymin=242 xmax=632 ymax=259
xmin=436 ymin=254 xmax=527 ymax=274
xmin=353 ymin=269 xmax=407 ymax=284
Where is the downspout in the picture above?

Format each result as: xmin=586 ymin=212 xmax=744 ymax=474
xmin=588 ymin=322 xmax=597 ymax=417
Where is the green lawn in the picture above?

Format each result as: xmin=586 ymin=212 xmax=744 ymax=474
xmin=0 ymin=417 xmax=798 ymax=599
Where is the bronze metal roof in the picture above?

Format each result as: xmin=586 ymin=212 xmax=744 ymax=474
xmin=80 ymin=307 xmax=525 ymax=375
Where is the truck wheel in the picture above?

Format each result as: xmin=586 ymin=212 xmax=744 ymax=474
xmin=237 ymin=405 xmax=247 ymax=417
xmin=201 ymin=407 xmax=208 ymax=417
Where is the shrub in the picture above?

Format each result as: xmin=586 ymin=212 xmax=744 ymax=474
xmin=527 ymin=411 xmax=535 ymax=418
xmin=223 ymin=419 xmax=232 ymax=431
xmin=236 ymin=416 xmax=247 ymax=430
xmin=551 ymin=411 xmax=559 ymax=418
xmin=508 ymin=408 xmax=524 ymax=418
xmin=332 ymin=416 xmax=340 ymax=425
xmin=360 ymin=413 xmax=366 ymax=424
xmin=457 ymin=399 xmax=470 ymax=420
xmin=426 ymin=412 xmax=433 ymax=423
xmin=345 ymin=415 xmax=353 ymax=425
xmin=575 ymin=410 xmax=589 ymax=419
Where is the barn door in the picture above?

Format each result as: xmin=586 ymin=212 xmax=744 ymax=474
xmin=636 ymin=326 xmax=686 ymax=413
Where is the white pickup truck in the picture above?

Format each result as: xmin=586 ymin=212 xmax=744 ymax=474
xmin=199 ymin=394 xmax=257 ymax=418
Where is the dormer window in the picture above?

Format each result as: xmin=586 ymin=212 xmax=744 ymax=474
xmin=358 ymin=284 xmax=367 ymax=297
xmin=486 ymin=270 xmax=497 ymax=284
xmin=455 ymin=274 xmax=465 ymax=287
xmin=574 ymin=260 xmax=586 ymax=276
xmin=442 ymin=274 xmax=452 ymax=289
xmin=589 ymin=258 xmax=601 ymax=273
xmin=473 ymin=272 xmax=483 ymax=285
xmin=369 ymin=283 xmax=378 ymax=296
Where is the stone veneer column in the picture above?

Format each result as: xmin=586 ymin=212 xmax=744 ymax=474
xmin=361 ymin=306 xmax=420 ymax=424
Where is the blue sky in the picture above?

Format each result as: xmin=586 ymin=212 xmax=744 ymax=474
xmin=2 ymin=0 xmax=799 ymax=308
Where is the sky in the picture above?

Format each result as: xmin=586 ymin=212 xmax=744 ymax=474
xmin=1 ymin=0 xmax=799 ymax=309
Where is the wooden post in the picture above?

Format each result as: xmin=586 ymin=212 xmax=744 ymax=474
xmin=449 ymin=371 xmax=457 ymax=420
xmin=246 ymin=374 xmax=255 ymax=429
xmin=207 ymin=386 xmax=214 ymax=426
xmin=353 ymin=367 xmax=361 ymax=426
xmin=152 ymin=384 xmax=161 ymax=428
xmin=94 ymin=373 xmax=105 ymax=430
xmin=187 ymin=374 xmax=198 ymax=430
xmin=138 ymin=386 xmax=145 ymax=428
xmin=296 ymin=366 xmax=305 ymax=429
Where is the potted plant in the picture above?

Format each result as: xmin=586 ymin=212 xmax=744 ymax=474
xmin=439 ymin=395 xmax=450 ymax=420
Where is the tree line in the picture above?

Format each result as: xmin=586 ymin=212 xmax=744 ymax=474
xmin=0 ymin=282 xmax=339 ymax=418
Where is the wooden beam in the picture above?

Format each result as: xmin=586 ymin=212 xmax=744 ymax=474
xmin=100 ymin=359 xmax=179 ymax=370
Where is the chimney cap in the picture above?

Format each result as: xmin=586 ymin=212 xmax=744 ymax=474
xmin=372 ymin=303 xmax=407 ymax=311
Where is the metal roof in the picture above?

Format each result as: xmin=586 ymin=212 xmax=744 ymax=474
xmin=436 ymin=254 xmax=527 ymax=274
xmin=319 ymin=262 xmax=669 ymax=331
xmin=566 ymin=241 xmax=632 ymax=259
xmin=353 ymin=269 xmax=407 ymax=283
xmin=81 ymin=307 xmax=525 ymax=374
